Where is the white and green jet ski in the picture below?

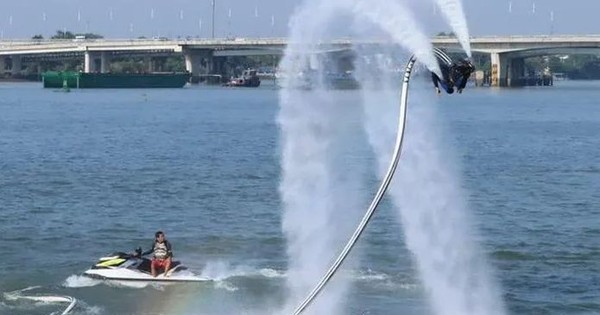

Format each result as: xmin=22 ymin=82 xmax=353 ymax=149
xmin=84 ymin=249 xmax=209 ymax=282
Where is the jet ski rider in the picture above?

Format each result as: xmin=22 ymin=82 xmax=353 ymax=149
xmin=141 ymin=231 xmax=173 ymax=277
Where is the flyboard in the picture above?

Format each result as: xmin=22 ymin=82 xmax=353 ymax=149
xmin=292 ymin=48 xmax=460 ymax=314
xmin=3 ymin=286 xmax=77 ymax=315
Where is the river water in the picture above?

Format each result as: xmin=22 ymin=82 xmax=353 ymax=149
xmin=0 ymin=81 xmax=598 ymax=314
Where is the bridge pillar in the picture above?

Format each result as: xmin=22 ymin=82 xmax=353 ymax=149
xmin=0 ymin=57 xmax=5 ymax=76
xmin=144 ymin=57 xmax=155 ymax=73
xmin=100 ymin=52 xmax=111 ymax=73
xmin=156 ymin=57 xmax=168 ymax=72
xmin=10 ymin=56 xmax=22 ymax=75
xmin=184 ymin=50 xmax=214 ymax=83
xmin=212 ymin=57 xmax=226 ymax=81
xmin=490 ymin=52 xmax=510 ymax=87
xmin=154 ymin=58 xmax=160 ymax=72
xmin=204 ymin=53 xmax=219 ymax=75
xmin=84 ymin=52 xmax=98 ymax=73
xmin=26 ymin=63 xmax=41 ymax=78
xmin=184 ymin=53 xmax=202 ymax=77
xmin=508 ymin=58 xmax=525 ymax=87
xmin=309 ymin=54 xmax=322 ymax=71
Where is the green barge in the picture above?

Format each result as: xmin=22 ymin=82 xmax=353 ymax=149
xmin=42 ymin=71 xmax=190 ymax=89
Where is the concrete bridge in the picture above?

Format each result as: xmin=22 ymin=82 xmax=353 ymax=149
xmin=2 ymin=35 xmax=600 ymax=86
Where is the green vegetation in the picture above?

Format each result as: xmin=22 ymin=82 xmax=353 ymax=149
xmin=38 ymin=60 xmax=82 ymax=72
xmin=226 ymin=55 xmax=280 ymax=73
xmin=109 ymin=56 xmax=185 ymax=73
xmin=50 ymin=30 xmax=103 ymax=39
xmin=523 ymin=55 xmax=600 ymax=79
xmin=546 ymin=55 xmax=600 ymax=79
xmin=165 ymin=57 xmax=186 ymax=72
xmin=436 ymin=32 xmax=456 ymax=37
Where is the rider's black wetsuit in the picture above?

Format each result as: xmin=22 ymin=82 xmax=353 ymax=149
xmin=431 ymin=58 xmax=475 ymax=94
xmin=452 ymin=60 xmax=475 ymax=93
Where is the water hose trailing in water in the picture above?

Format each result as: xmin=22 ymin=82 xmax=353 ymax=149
xmin=3 ymin=286 xmax=77 ymax=315
xmin=292 ymin=55 xmax=417 ymax=315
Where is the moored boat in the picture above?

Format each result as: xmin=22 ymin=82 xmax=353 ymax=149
xmin=42 ymin=71 xmax=190 ymax=89
xmin=223 ymin=69 xmax=261 ymax=87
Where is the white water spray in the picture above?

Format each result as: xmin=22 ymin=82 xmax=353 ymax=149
xmin=356 ymin=72 xmax=505 ymax=314
xmin=280 ymin=0 xmax=503 ymax=313
xmin=350 ymin=0 xmax=441 ymax=75
xmin=279 ymin=3 xmax=366 ymax=314
xmin=280 ymin=0 xmax=459 ymax=313
xmin=3 ymin=286 xmax=77 ymax=315
xmin=432 ymin=0 xmax=472 ymax=57
xmin=279 ymin=91 xmax=364 ymax=314
xmin=278 ymin=91 xmax=365 ymax=314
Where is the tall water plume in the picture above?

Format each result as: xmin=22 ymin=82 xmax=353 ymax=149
xmin=278 ymin=87 xmax=366 ymax=314
xmin=279 ymin=0 xmax=440 ymax=313
xmin=278 ymin=1 xmax=366 ymax=313
xmin=279 ymin=0 xmax=490 ymax=313
xmin=354 ymin=55 xmax=505 ymax=314
xmin=432 ymin=0 xmax=472 ymax=57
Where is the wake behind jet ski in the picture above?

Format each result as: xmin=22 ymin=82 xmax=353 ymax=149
xmin=83 ymin=248 xmax=209 ymax=282
xmin=431 ymin=48 xmax=475 ymax=94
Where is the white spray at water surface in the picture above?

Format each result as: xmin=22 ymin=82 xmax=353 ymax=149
xmin=280 ymin=0 xmax=502 ymax=313
xmin=278 ymin=87 xmax=366 ymax=313
xmin=279 ymin=3 xmax=367 ymax=313
xmin=279 ymin=0 xmax=452 ymax=313
xmin=279 ymin=0 xmax=442 ymax=312
xmin=355 ymin=69 xmax=505 ymax=314
xmin=432 ymin=0 xmax=472 ymax=57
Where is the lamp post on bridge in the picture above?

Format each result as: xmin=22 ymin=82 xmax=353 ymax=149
xmin=211 ymin=0 xmax=216 ymax=38
xmin=550 ymin=11 xmax=555 ymax=35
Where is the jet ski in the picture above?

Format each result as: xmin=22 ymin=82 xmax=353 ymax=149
xmin=83 ymin=248 xmax=209 ymax=282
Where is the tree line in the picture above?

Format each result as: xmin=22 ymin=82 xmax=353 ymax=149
xmin=32 ymin=30 xmax=104 ymax=40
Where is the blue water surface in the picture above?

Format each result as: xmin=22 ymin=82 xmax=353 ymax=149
xmin=0 ymin=81 xmax=598 ymax=314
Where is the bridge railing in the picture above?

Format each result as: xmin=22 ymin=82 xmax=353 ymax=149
xmin=0 ymin=37 xmax=290 ymax=45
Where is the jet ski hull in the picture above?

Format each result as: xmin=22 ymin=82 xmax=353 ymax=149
xmin=84 ymin=268 xmax=210 ymax=282
xmin=84 ymin=252 xmax=210 ymax=283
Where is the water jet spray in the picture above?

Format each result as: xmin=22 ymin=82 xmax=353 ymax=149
xmin=292 ymin=48 xmax=473 ymax=315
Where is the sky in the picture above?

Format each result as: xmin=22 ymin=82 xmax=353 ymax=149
xmin=1 ymin=0 xmax=599 ymax=39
